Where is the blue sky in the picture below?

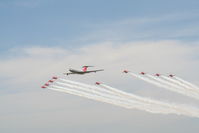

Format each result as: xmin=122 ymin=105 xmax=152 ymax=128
xmin=0 ymin=0 xmax=199 ymax=51
xmin=1 ymin=0 xmax=199 ymax=133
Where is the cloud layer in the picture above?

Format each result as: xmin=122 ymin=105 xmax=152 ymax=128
xmin=0 ymin=40 xmax=199 ymax=132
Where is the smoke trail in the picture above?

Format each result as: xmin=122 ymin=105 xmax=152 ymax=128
xmin=55 ymin=81 xmax=141 ymax=105
xmin=161 ymin=75 xmax=191 ymax=89
xmin=49 ymin=85 xmax=164 ymax=112
xmin=59 ymin=78 xmax=116 ymax=96
xmin=49 ymin=84 xmax=184 ymax=115
xmin=174 ymin=76 xmax=199 ymax=90
xmin=99 ymin=83 xmax=199 ymax=118
xmin=57 ymin=80 xmax=175 ymax=110
xmin=48 ymin=86 xmax=133 ymax=109
xmin=55 ymin=81 xmax=183 ymax=114
xmin=161 ymin=75 xmax=199 ymax=94
xmin=146 ymin=74 xmax=199 ymax=100
xmin=128 ymin=72 xmax=186 ymax=94
xmin=49 ymin=85 xmax=174 ymax=114
xmin=146 ymin=74 xmax=185 ymax=90
xmin=55 ymin=80 xmax=182 ymax=114
xmin=129 ymin=72 xmax=199 ymax=100
xmin=100 ymin=83 xmax=178 ymax=107
xmin=50 ymin=79 xmax=199 ymax=118
xmin=129 ymin=72 xmax=171 ymax=89
xmin=56 ymin=81 xmax=168 ymax=112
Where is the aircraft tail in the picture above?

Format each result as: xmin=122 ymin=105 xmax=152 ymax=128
xmin=82 ymin=66 xmax=94 ymax=72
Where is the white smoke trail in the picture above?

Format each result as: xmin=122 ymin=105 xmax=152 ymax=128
xmin=56 ymin=81 xmax=172 ymax=112
xmin=49 ymin=85 xmax=165 ymax=112
xmin=59 ymin=78 xmax=116 ymax=96
xmin=128 ymin=72 xmax=185 ymax=94
xmin=57 ymin=80 xmax=175 ymax=110
xmin=54 ymin=80 xmax=177 ymax=113
xmin=55 ymin=81 xmax=182 ymax=114
xmin=99 ymin=83 xmax=199 ymax=118
xmin=146 ymin=74 xmax=185 ymax=90
xmin=129 ymin=72 xmax=199 ymax=100
xmin=161 ymin=75 xmax=199 ymax=94
xmin=100 ymin=83 xmax=179 ymax=108
xmin=58 ymin=79 xmax=142 ymax=105
xmin=146 ymin=74 xmax=199 ymax=100
xmin=55 ymin=81 xmax=141 ymax=105
xmin=174 ymin=76 xmax=199 ymax=90
xmin=129 ymin=72 xmax=172 ymax=89
xmin=49 ymin=84 xmax=181 ymax=115
xmin=50 ymin=79 xmax=199 ymax=118
xmin=161 ymin=75 xmax=191 ymax=89
xmin=48 ymin=85 xmax=133 ymax=109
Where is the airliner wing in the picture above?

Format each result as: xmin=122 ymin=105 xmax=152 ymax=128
xmin=63 ymin=72 xmax=76 ymax=75
xmin=86 ymin=69 xmax=104 ymax=73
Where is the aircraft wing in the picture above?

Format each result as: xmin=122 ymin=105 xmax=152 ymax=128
xmin=86 ymin=69 xmax=104 ymax=73
xmin=63 ymin=72 xmax=77 ymax=75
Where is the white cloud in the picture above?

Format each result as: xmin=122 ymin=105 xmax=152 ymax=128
xmin=10 ymin=46 xmax=69 ymax=58
xmin=76 ymin=12 xmax=199 ymax=43
xmin=1 ymin=40 xmax=199 ymax=92
xmin=0 ymin=41 xmax=199 ymax=132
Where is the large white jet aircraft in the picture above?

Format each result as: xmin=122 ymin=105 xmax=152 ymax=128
xmin=64 ymin=66 xmax=104 ymax=75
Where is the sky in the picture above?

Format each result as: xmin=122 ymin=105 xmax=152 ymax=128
xmin=0 ymin=0 xmax=199 ymax=133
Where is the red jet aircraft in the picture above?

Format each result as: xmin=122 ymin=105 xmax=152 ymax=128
xmin=169 ymin=74 xmax=175 ymax=77
xmin=95 ymin=82 xmax=101 ymax=85
xmin=155 ymin=73 xmax=161 ymax=76
xmin=41 ymin=76 xmax=58 ymax=89
xmin=41 ymin=86 xmax=46 ymax=89
xmin=123 ymin=70 xmax=129 ymax=73
xmin=140 ymin=72 xmax=146 ymax=75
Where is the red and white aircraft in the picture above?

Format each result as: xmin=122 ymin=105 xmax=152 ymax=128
xmin=123 ymin=70 xmax=174 ymax=78
xmin=154 ymin=73 xmax=175 ymax=77
xmin=41 ymin=76 xmax=58 ymax=89
xmin=64 ymin=66 xmax=104 ymax=75
xmin=41 ymin=86 xmax=47 ymax=89
xmin=155 ymin=73 xmax=161 ymax=77
xmin=123 ymin=70 xmax=129 ymax=73
xmin=52 ymin=76 xmax=58 ymax=79
xmin=169 ymin=74 xmax=175 ymax=77
xmin=140 ymin=72 xmax=146 ymax=75
xmin=95 ymin=82 xmax=101 ymax=85
xmin=123 ymin=70 xmax=146 ymax=75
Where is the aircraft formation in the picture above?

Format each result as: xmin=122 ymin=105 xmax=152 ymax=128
xmin=41 ymin=66 xmax=199 ymax=118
